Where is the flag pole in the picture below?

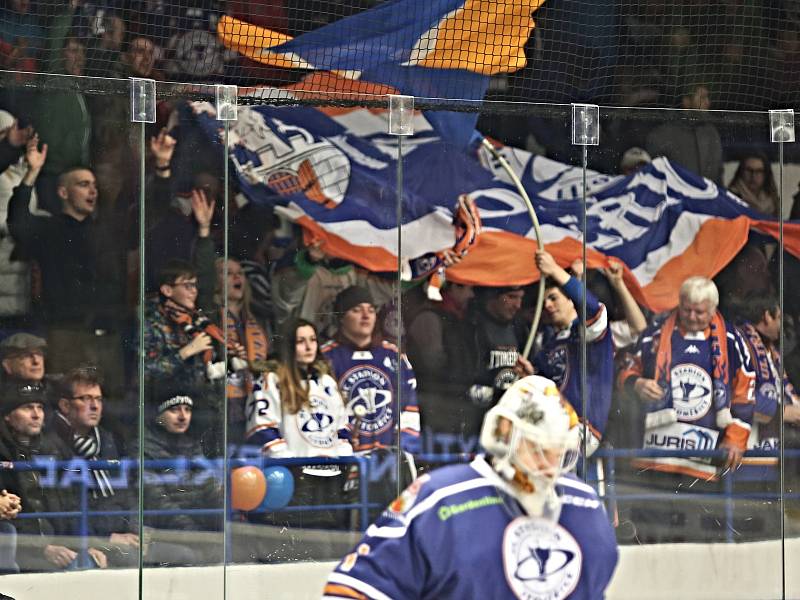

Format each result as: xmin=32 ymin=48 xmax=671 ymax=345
xmin=478 ymin=137 xmax=544 ymax=359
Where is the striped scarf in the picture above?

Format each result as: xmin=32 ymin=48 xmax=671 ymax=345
xmin=72 ymin=427 xmax=115 ymax=498
xmin=739 ymin=322 xmax=797 ymax=404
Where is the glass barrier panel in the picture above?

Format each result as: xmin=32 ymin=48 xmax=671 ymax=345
xmin=218 ymin=94 xmax=389 ymax=572
xmin=779 ymin=112 xmax=800 ymax=599
xmin=138 ymin=80 xmax=229 ymax=598
xmin=599 ymin=103 xmax=783 ymax=598
xmin=395 ymin=97 xmax=612 ymax=599
xmin=0 ymin=70 xmax=141 ymax=596
xmin=0 ymin=57 xmax=792 ymax=600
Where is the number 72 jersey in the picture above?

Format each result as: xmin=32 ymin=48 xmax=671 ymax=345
xmin=244 ymin=371 xmax=353 ymax=458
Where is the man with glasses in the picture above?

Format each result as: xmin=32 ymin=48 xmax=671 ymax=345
xmin=144 ymin=259 xmax=216 ymax=390
xmin=143 ymin=258 xmax=223 ymax=451
xmin=52 ymin=367 xmax=140 ymax=567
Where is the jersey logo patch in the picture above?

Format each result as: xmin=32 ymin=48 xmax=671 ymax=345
xmin=295 ymin=395 xmax=338 ymax=448
xmin=670 ymin=363 xmax=713 ymax=421
xmin=685 ymin=345 xmax=700 ymax=354
xmin=341 ymin=365 xmax=394 ymax=434
xmin=543 ymin=345 xmax=569 ymax=387
xmin=759 ymin=382 xmax=778 ymax=403
xmin=387 ymin=474 xmax=430 ymax=515
xmin=503 ymin=517 xmax=582 ymax=600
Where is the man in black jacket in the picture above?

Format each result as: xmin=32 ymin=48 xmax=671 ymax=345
xmin=0 ymin=382 xmax=94 ymax=571
xmin=460 ymin=286 xmax=528 ymax=442
xmin=6 ymin=138 xmax=125 ymax=399
xmin=406 ymin=282 xmax=476 ymax=452
xmin=132 ymin=382 xmax=222 ymax=566
xmin=53 ymin=367 xmax=138 ymax=567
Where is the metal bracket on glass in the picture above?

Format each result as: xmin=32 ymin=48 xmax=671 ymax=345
xmin=769 ymin=109 xmax=795 ymax=143
xmin=130 ymin=78 xmax=156 ymax=123
xmin=216 ymin=84 xmax=238 ymax=121
xmin=388 ymin=95 xmax=414 ymax=136
xmin=571 ymin=103 xmax=599 ymax=146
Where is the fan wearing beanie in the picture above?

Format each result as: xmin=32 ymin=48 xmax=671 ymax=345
xmin=321 ymin=286 xmax=421 ymax=516
xmin=137 ymin=382 xmax=199 ymax=451
xmin=0 ymin=382 xmax=87 ymax=572
xmin=322 ymin=286 xmax=421 ymax=456
xmin=131 ymin=381 xmax=222 ymax=564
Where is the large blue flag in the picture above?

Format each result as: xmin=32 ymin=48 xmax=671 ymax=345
xmin=188 ymin=91 xmax=799 ymax=312
xmin=217 ymin=0 xmax=546 ymax=148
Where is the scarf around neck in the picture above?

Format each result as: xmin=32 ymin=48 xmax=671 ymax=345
xmin=739 ymin=321 xmax=797 ymax=404
xmin=67 ymin=419 xmax=115 ymax=498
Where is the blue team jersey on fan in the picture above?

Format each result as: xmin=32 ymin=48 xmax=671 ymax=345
xmin=634 ymin=317 xmax=755 ymax=434
xmin=322 ymin=340 xmax=420 ymax=453
xmin=324 ymin=456 xmax=618 ymax=600
xmin=533 ymin=278 xmax=614 ymax=438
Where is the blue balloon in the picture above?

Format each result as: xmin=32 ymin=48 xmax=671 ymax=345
xmin=260 ymin=466 xmax=295 ymax=510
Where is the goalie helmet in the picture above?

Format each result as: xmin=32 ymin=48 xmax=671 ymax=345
xmin=480 ymin=375 xmax=580 ymax=520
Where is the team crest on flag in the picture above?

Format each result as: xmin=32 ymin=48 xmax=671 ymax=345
xmin=228 ymin=107 xmax=351 ymax=208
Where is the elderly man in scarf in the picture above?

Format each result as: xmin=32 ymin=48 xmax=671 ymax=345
xmin=620 ymin=276 xmax=756 ymax=479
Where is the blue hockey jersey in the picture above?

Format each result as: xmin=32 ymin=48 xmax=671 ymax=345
xmin=737 ymin=321 xmax=798 ymax=453
xmin=533 ymin=277 xmax=614 ymax=446
xmin=322 ymin=339 xmax=420 ymax=453
xmin=324 ymin=456 xmax=618 ymax=600
xmin=619 ymin=312 xmax=755 ymax=478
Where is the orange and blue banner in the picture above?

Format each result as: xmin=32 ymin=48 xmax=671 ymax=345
xmin=187 ymin=83 xmax=800 ymax=313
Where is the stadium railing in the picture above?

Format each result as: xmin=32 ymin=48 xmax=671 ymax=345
xmin=4 ymin=447 xmax=795 ymax=568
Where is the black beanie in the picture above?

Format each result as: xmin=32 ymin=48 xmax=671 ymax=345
xmin=334 ymin=285 xmax=374 ymax=317
xmin=148 ymin=380 xmax=196 ymax=419
xmin=1 ymin=383 xmax=46 ymax=416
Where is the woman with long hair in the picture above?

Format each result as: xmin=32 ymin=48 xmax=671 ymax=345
xmin=728 ymin=152 xmax=780 ymax=218
xmin=243 ymin=318 xmax=353 ymax=531
xmin=245 ymin=317 xmax=352 ymax=464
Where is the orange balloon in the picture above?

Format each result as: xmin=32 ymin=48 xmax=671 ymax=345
xmin=231 ymin=466 xmax=267 ymax=511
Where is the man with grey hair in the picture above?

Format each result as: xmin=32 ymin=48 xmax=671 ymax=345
xmin=0 ymin=333 xmax=47 ymax=387
xmin=619 ymin=275 xmax=755 ymax=478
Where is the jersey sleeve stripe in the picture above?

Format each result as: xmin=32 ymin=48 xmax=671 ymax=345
xmin=322 ymin=583 xmax=369 ymax=599
xmin=557 ymin=476 xmax=598 ymax=496
xmin=366 ymin=477 xmax=497 ymax=539
xmin=584 ymin=304 xmax=608 ymax=342
xmin=327 ymin=573 xmax=393 ymax=600
xmin=245 ymin=423 xmax=278 ymax=437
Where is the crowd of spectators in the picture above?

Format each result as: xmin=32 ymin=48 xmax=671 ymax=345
xmin=0 ymin=95 xmax=795 ymax=564
xmin=509 ymin=0 xmax=800 ymax=111
xmin=0 ymin=0 xmax=795 ymax=575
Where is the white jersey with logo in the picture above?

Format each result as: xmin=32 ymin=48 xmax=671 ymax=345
xmin=245 ymin=371 xmax=353 ymax=459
